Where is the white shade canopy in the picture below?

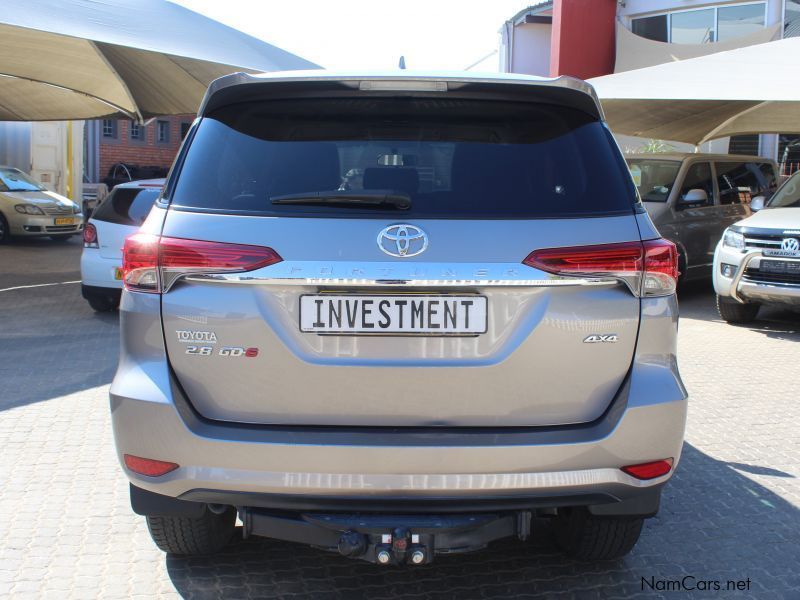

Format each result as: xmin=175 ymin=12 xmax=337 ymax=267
xmin=588 ymin=37 xmax=800 ymax=145
xmin=0 ymin=0 xmax=319 ymax=121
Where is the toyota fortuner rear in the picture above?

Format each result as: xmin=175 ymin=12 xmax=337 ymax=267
xmin=110 ymin=71 xmax=688 ymax=564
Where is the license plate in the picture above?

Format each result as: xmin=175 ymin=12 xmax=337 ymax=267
xmin=763 ymin=249 xmax=800 ymax=258
xmin=114 ymin=267 xmax=124 ymax=280
xmin=300 ymin=294 xmax=487 ymax=334
xmin=759 ymin=260 xmax=800 ymax=275
xmin=54 ymin=217 xmax=75 ymax=225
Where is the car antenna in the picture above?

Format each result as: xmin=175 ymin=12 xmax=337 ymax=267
xmin=398 ymin=56 xmax=406 ymax=70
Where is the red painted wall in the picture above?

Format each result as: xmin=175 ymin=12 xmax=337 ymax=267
xmin=549 ymin=0 xmax=617 ymax=79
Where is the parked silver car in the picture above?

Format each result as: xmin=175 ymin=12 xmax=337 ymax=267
xmin=626 ymin=153 xmax=778 ymax=281
xmin=0 ymin=166 xmax=83 ymax=242
xmin=112 ymin=71 xmax=687 ymax=564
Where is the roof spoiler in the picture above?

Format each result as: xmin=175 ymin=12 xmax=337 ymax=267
xmin=197 ymin=71 xmax=604 ymax=121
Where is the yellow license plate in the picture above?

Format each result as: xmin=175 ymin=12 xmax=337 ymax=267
xmin=55 ymin=217 xmax=75 ymax=225
xmin=114 ymin=267 xmax=124 ymax=280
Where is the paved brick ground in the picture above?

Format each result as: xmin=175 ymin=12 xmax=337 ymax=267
xmin=0 ymin=238 xmax=798 ymax=599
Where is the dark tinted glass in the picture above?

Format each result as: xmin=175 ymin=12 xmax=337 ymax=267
xmin=678 ymin=162 xmax=714 ymax=208
xmin=170 ymin=98 xmax=636 ymax=219
xmin=758 ymin=162 xmax=778 ymax=191
xmin=92 ymin=187 xmax=160 ymax=225
xmin=632 ymin=15 xmax=668 ymax=42
xmin=728 ymin=134 xmax=759 ymax=155
xmin=716 ymin=162 xmax=768 ymax=205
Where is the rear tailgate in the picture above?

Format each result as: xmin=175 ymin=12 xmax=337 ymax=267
xmin=160 ymin=214 xmax=641 ymax=427
xmin=158 ymin=81 xmax=642 ymax=427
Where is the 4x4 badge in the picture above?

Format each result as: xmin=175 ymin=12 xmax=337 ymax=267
xmin=583 ymin=334 xmax=618 ymax=343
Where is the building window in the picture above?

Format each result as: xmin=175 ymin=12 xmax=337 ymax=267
xmin=156 ymin=120 xmax=170 ymax=144
xmin=102 ymin=119 xmax=117 ymax=138
xmin=786 ymin=0 xmax=800 ymax=38
xmin=718 ymin=4 xmax=766 ymax=41
xmin=631 ymin=3 xmax=765 ymax=44
xmin=729 ymin=134 xmax=760 ymax=156
xmin=632 ymin=15 xmax=667 ymax=43
xmin=130 ymin=121 xmax=143 ymax=141
xmin=671 ymin=8 xmax=716 ymax=44
xmin=180 ymin=122 xmax=191 ymax=140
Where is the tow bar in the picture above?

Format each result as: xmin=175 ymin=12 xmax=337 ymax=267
xmin=242 ymin=509 xmax=532 ymax=564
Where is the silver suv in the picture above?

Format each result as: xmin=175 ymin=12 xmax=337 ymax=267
xmin=112 ymin=72 xmax=687 ymax=564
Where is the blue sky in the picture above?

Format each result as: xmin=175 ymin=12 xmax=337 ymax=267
xmin=174 ymin=0 xmax=529 ymax=71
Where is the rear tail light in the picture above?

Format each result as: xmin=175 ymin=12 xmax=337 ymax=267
xmin=123 ymin=233 xmax=160 ymax=292
xmin=124 ymin=454 xmax=179 ymax=477
xmin=523 ymin=239 xmax=678 ymax=297
xmin=122 ymin=234 xmax=282 ymax=293
xmin=621 ymin=458 xmax=674 ymax=480
xmin=83 ymin=223 xmax=98 ymax=248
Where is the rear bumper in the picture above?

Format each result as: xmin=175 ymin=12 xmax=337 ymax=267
xmin=132 ymin=481 xmax=663 ymax=518
xmin=112 ymin=381 xmax=685 ymax=504
xmin=111 ymin=292 xmax=687 ymax=509
xmin=80 ymin=248 xmax=123 ymax=289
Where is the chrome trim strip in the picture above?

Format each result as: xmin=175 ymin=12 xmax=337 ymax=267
xmin=179 ymin=261 xmax=620 ymax=290
xmin=176 ymin=467 xmax=667 ymax=494
xmin=745 ymin=237 xmax=782 ymax=247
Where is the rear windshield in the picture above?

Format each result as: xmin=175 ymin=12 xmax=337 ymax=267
xmin=92 ymin=187 xmax=160 ymax=226
xmin=626 ymin=159 xmax=681 ymax=202
xmin=169 ymin=98 xmax=637 ymax=219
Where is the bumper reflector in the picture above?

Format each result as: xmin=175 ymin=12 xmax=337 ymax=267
xmin=124 ymin=454 xmax=179 ymax=477
xmin=621 ymin=458 xmax=673 ymax=480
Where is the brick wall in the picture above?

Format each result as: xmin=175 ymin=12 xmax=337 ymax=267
xmin=98 ymin=115 xmax=193 ymax=180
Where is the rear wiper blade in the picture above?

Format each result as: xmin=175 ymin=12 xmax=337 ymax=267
xmin=270 ymin=190 xmax=411 ymax=210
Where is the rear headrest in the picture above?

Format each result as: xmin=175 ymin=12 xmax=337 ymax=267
xmin=363 ymin=167 xmax=419 ymax=194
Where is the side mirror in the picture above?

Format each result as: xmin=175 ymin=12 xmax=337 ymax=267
xmin=750 ymin=196 xmax=766 ymax=211
xmin=680 ymin=188 xmax=708 ymax=204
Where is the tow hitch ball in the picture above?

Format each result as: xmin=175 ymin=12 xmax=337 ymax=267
xmin=338 ymin=527 xmax=427 ymax=565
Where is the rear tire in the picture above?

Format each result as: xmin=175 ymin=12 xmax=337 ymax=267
xmin=146 ymin=506 xmax=236 ymax=555
xmin=554 ymin=508 xmax=644 ymax=561
xmin=716 ymin=295 xmax=759 ymax=323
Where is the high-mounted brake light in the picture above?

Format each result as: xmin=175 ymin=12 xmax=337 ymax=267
xmin=122 ymin=234 xmax=282 ymax=293
xmin=621 ymin=458 xmax=674 ymax=480
xmin=124 ymin=454 xmax=179 ymax=477
xmin=523 ymin=239 xmax=678 ymax=297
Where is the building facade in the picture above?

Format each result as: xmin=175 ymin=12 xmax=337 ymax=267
xmin=500 ymin=0 xmax=800 ymax=169
xmin=85 ymin=115 xmax=193 ymax=185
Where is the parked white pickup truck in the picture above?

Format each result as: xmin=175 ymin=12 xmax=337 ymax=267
xmin=714 ymin=170 xmax=800 ymax=323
